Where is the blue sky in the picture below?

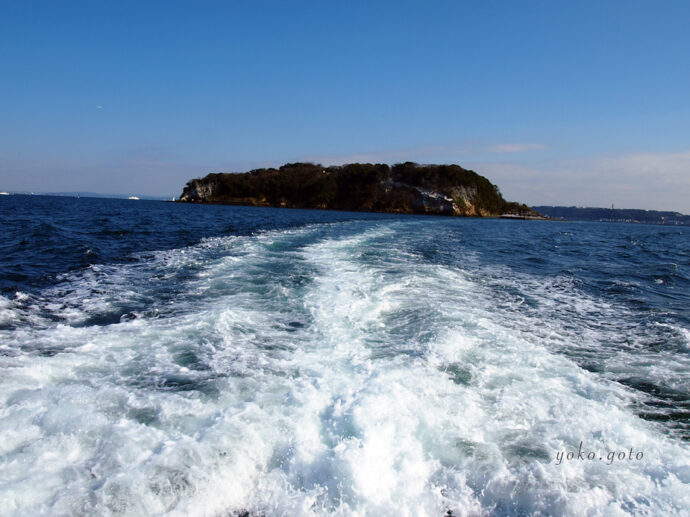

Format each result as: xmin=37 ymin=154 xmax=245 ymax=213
xmin=1 ymin=1 xmax=689 ymax=211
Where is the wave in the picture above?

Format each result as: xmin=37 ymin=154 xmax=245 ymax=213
xmin=0 ymin=221 xmax=688 ymax=515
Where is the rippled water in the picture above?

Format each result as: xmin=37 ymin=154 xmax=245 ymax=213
xmin=1 ymin=195 xmax=689 ymax=516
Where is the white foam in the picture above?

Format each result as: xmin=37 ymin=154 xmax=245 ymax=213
xmin=0 ymin=221 xmax=688 ymax=516
xmin=678 ymin=327 xmax=690 ymax=350
xmin=0 ymin=294 xmax=17 ymax=326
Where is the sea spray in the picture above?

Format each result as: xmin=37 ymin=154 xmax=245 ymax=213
xmin=0 ymin=197 xmax=688 ymax=515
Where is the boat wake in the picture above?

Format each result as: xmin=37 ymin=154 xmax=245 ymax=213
xmin=0 ymin=220 xmax=688 ymax=515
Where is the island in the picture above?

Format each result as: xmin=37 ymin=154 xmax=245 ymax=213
xmin=178 ymin=162 xmax=539 ymax=217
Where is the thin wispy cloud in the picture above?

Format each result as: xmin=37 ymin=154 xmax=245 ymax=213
xmin=115 ymin=146 xmax=180 ymax=170
xmin=470 ymin=150 xmax=690 ymax=213
xmin=487 ymin=143 xmax=546 ymax=154
xmin=593 ymin=150 xmax=690 ymax=185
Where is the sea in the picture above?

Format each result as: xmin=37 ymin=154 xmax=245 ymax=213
xmin=0 ymin=195 xmax=688 ymax=516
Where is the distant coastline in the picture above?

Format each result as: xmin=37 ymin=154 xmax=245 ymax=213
xmin=0 ymin=192 xmax=172 ymax=201
xmin=3 ymin=190 xmax=685 ymax=226
xmin=533 ymin=206 xmax=689 ymax=226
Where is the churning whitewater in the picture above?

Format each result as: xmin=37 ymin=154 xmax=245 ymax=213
xmin=0 ymin=198 xmax=689 ymax=516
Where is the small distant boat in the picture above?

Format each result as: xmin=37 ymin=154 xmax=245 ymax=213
xmin=0 ymin=192 xmax=9 ymax=196
xmin=128 ymin=196 xmax=140 ymax=200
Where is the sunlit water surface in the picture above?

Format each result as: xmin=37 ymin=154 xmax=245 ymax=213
xmin=1 ymin=196 xmax=688 ymax=516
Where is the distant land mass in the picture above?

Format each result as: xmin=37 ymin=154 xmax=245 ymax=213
xmin=178 ymin=162 xmax=539 ymax=217
xmin=1 ymin=192 xmax=172 ymax=201
xmin=533 ymin=206 xmax=690 ymax=226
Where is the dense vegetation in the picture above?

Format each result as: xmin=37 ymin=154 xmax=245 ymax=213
xmin=179 ymin=162 xmax=537 ymax=217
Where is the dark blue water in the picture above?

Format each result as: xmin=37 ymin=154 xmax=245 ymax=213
xmin=1 ymin=195 xmax=688 ymax=515
xmin=0 ymin=195 xmax=389 ymax=294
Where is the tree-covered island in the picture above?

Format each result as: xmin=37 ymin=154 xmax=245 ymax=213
xmin=178 ymin=161 xmax=539 ymax=217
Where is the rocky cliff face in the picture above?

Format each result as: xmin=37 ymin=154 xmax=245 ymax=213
xmin=378 ymin=180 xmax=486 ymax=216
xmin=178 ymin=162 xmax=538 ymax=217
xmin=178 ymin=179 xmax=219 ymax=203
